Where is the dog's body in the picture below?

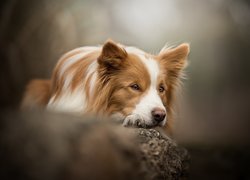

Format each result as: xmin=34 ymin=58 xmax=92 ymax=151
xmin=22 ymin=40 xmax=189 ymax=133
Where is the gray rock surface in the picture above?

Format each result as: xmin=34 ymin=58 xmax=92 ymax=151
xmin=0 ymin=110 xmax=189 ymax=180
xmin=137 ymin=129 xmax=189 ymax=179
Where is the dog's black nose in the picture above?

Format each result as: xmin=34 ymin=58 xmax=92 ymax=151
xmin=151 ymin=108 xmax=166 ymax=123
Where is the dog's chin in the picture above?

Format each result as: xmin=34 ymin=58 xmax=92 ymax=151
xmin=144 ymin=121 xmax=165 ymax=129
xmin=111 ymin=112 xmax=166 ymax=128
xmin=144 ymin=123 xmax=157 ymax=129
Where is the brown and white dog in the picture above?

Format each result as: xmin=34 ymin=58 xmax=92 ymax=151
xmin=21 ymin=40 xmax=189 ymax=133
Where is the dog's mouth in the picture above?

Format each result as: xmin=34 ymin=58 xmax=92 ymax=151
xmin=132 ymin=118 xmax=164 ymax=129
xmin=141 ymin=121 xmax=163 ymax=128
xmin=110 ymin=113 xmax=165 ymax=128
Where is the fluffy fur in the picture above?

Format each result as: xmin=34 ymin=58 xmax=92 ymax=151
xmin=21 ymin=40 xmax=189 ymax=133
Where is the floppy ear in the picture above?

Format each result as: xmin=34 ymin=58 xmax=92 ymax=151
xmin=98 ymin=40 xmax=127 ymax=69
xmin=159 ymin=43 xmax=190 ymax=83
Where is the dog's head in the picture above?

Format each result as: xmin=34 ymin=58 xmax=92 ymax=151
xmin=97 ymin=40 xmax=189 ymax=128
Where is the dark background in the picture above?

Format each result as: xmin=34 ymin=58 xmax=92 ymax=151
xmin=0 ymin=0 xmax=250 ymax=148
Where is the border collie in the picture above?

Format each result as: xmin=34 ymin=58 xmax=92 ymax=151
xmin=22 ymin=40 xmax=189 ymax=133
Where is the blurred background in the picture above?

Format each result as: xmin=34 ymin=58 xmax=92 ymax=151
xmin=0 ymin=0 xmax=250 ymax=148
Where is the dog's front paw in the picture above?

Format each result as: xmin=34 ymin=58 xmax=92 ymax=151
xmin=122 ymin=114 xmax=146 ymax=128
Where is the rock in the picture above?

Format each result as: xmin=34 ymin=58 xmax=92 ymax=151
xmin=137 ymin=128 xmax=189 ymax=179
xmin=0 ymin=110 xmax=189 ymax=180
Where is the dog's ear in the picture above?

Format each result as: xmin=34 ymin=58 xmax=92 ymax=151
xmin=98 ymin=40 xmax=127 ymax=69
xmin=158 ymin=43 xmax=190 ymax=82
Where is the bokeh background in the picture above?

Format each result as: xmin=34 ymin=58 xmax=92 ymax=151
xmin=0 ymin=0 xmax=250 ymax=147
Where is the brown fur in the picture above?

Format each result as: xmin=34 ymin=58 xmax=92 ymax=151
xmin=86 ymin=51 xmax=151 ymax=116
xmin=21 ymin=79 xmax=51 ymax=109
xmin=51 ymin=50 xmax=100 ymax=100
xmin=21 ymin=40 xmax=189 ymax=134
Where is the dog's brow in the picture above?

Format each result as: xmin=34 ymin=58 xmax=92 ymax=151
xmin=137 ymin=55 xmax=160 ymax=88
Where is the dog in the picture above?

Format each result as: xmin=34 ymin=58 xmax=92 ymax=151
xmin=21 ymin=40 xmax=189 ymax=133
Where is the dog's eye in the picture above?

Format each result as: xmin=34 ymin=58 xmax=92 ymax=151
xmin=159 ymin=85 xmax=165 ymax=93
xmin=130 ymin=84 xmax=140 ymax=91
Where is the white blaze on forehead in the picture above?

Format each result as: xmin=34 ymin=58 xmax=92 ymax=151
xmin=132 ymin=54 xmax=166 ymax=125
xmin=125 ymin=46 xmax=160 ymax=87
xmin=141 ymin=57 xmax=160 ymax=87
